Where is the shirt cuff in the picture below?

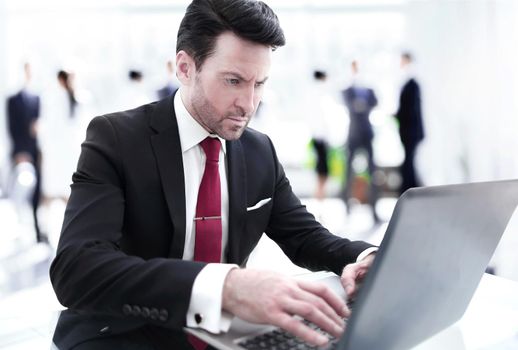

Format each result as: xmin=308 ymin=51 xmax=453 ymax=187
xmin=356 ymin=247 xmax=378 ymax=263
xmin=186 ymin=263 xmax=238 ymax=333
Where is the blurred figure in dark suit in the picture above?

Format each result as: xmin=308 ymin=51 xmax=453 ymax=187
xmin=157 ymin=60 xmax=179 ymax=100
xmin=342 ymin=60 xmax=379 ymax=223
xmin=6 ymin=62 xmax=45 ymax=242
xmin=395 ymin=52 xmax=424 ymax=194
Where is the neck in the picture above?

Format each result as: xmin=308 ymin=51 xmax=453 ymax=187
xmin=179 ymin=87 xmax=213 ymax=134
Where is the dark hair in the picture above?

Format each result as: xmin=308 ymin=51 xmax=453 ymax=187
xmin=129 ymin=70 xmax=143 ymax=81
xmin=313 ymin=70 xmax=326 ymax=80
xmin=57 ymin=70 xmax=78 ymax=118
xmin=176 ymin=0 xmax=285 ymax=70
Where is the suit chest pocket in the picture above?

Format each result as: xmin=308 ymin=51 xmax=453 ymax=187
xmin=245 ymin=199 xmax=273 ymax=236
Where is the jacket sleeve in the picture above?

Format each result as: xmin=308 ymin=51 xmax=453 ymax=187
xmin=263 ymin=136 xmax=375 ymax=275
xmin=49 ymin=115 xmax=206 ymax=330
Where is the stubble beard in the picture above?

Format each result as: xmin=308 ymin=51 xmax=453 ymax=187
xmin=191 ymin=85 xmax=251 ymax=141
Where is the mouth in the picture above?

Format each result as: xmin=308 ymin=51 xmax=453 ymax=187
xmin=227 ymin=116 xmax=248 ymax=126
xmin=228 ymin=115 xmax=248 ymax=121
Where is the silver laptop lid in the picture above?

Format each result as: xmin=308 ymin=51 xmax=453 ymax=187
xmin=340 ymin=180 xmax=518 ymax=350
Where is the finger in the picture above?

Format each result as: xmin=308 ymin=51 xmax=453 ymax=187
xmin=342 ymin=263 xmax=370 ymax=299
xmin=275 ymin=313 xmax=329 ymax=346
xmin=341 ymin=265 xmax=357 ymax=296
xmin=283 ymin=299 xmax=344 ymax=339
xmin=294 ymin=287 xmax=345 ymax=326
xmin=297 ymin=281 xmax=349 ymax=319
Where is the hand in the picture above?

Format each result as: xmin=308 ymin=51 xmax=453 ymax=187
xmin=222 ymin=269 xmax=348 ymax=346
xmin=341 ymin=253 xmax=376 ymax=301
xmin=14 ymin=152 xmax=32 ymax=164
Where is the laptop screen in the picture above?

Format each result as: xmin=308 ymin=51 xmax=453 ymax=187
xmin=340 ymin=180 xmax=518 ymax=350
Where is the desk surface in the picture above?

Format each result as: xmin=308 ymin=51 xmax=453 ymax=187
xmin=1 ymin=273 xmax=517 ymax=349
xmin=413 ymin=273 xmax=518 ymax=349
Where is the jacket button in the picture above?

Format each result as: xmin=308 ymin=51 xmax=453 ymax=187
xmin=132 ymin=305 xmax=141 ymax=316
xmin=159 ymin=309 xmax=168 ymax=322
xmin=122 ymin=304 xmax=132 ymax=315
xmin=194 ymin=313 xmax=203 ymax=324
xmin=141 ymin=307 xmax=150 ymax=318
xmin=150 ymin=308 xmax=159 ymax=320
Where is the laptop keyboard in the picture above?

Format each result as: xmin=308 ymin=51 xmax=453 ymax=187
xmin=237 ymin=298 xmax=355 ymax=350
xmin=237 ymin=320 xmax=339 ymax=350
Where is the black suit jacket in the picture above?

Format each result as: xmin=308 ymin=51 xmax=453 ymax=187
xmin=50 ymin=94 xmax=373 ymax=348
xmin=395 ymin=78 xmax=424 ymax=147
xmin=7 ymin=89 xmax=40 ymax=158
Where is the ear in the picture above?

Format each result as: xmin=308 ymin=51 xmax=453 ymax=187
xmin=176 ymin=50 xmax=195 ymax=86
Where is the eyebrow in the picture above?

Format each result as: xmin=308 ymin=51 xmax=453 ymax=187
xmin=221 ymin=71 xmax=269 ymax=84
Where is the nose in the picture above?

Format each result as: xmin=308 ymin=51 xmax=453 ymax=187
xmin=236 ymin=85 xmax=255 ymax=116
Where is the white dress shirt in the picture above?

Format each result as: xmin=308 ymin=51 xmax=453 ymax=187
xmin=175 ymin=90 xmax=377 ymax=333
xmin=175 ymin=91 xmax=236 ymax=333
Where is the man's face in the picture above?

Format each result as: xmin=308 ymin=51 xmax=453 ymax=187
xmin=178 ymin=32 xmax=271 ymax=140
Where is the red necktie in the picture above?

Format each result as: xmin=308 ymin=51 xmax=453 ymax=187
xmin=193 ymin=137 xmax=222 ymax=263
xmin=189 ymin=137 xmax=222 ymax=350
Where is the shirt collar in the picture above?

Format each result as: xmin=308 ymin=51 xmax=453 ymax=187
xmin=174 ymin=88 xmax=226 ymax=154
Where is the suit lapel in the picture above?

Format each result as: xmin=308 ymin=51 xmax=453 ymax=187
xmin=226 ymin=139 xmax=247 ymax=264
xmin=149 ymin=96 xmax=186 ymax=259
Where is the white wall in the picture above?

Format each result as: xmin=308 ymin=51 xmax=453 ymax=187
xmin=405 ymin=0 xmax=518 ymax=185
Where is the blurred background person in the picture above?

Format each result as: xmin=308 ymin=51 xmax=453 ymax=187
xmin=117 ymin=69 xmax=153 ymax=110
xmin=308 ymin=70 xmax=332 ymax=201
xmin=6 ymin=62 xmax=46 ymax=243
xmin=341 ymin=60 xmax=380 ymax=224
xmin=395 ymin=52 xmax=424 ymax=194
xmin=156 ymin=59 xmax=179 ymax=100
xmin=40 ymin=69 xmax=81 ymax=204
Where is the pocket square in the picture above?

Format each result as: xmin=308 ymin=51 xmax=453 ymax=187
xmin=246 ymin=198 xmax=272 ymax=212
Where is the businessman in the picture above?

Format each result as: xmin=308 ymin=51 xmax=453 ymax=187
xmin=395 ymin=52 xmax=425 ymax=194
xmin=342 ymin=60 xmax=379 ymax=223
xmin=50 ymin=1 xmax=377 ymax=349
xmin=7 ymin=62 xmax=44 ymax=243
xmin=157 ymin=60 xmax=179 ymax=100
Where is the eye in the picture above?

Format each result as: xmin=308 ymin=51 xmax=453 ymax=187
xmin=227 ymin=78 xmax=240 ymax=85
xmin=254 ymin=81 xmax=265 ymax=88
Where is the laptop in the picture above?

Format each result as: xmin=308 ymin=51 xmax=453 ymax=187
xmin=185 ymin=180 xmax=518 ymax=349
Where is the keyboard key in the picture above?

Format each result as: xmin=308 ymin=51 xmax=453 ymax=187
xmin=237 ymin=319 xmax=341 ymax=350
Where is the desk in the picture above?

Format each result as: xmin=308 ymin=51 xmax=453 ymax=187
xmin=413 ymin=273 xmax=518 ymax=349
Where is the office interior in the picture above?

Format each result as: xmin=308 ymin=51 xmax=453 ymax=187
xmin=0 ymin=0 xmax=517 ymax=348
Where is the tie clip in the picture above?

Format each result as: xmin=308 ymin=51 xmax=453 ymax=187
xmin=194 ymin=216 xmax=222 ymax=221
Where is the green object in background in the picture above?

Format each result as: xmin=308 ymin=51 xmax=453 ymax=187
xmin=305 ymin=140 xmax=317 ymax=169
xmin=306 ymin=140 xmax=346 ymax=182
xmin=328 ymin=146 xmax=345 ymax=181
xmin=306 ymin=140 xmax=370 ymax=184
